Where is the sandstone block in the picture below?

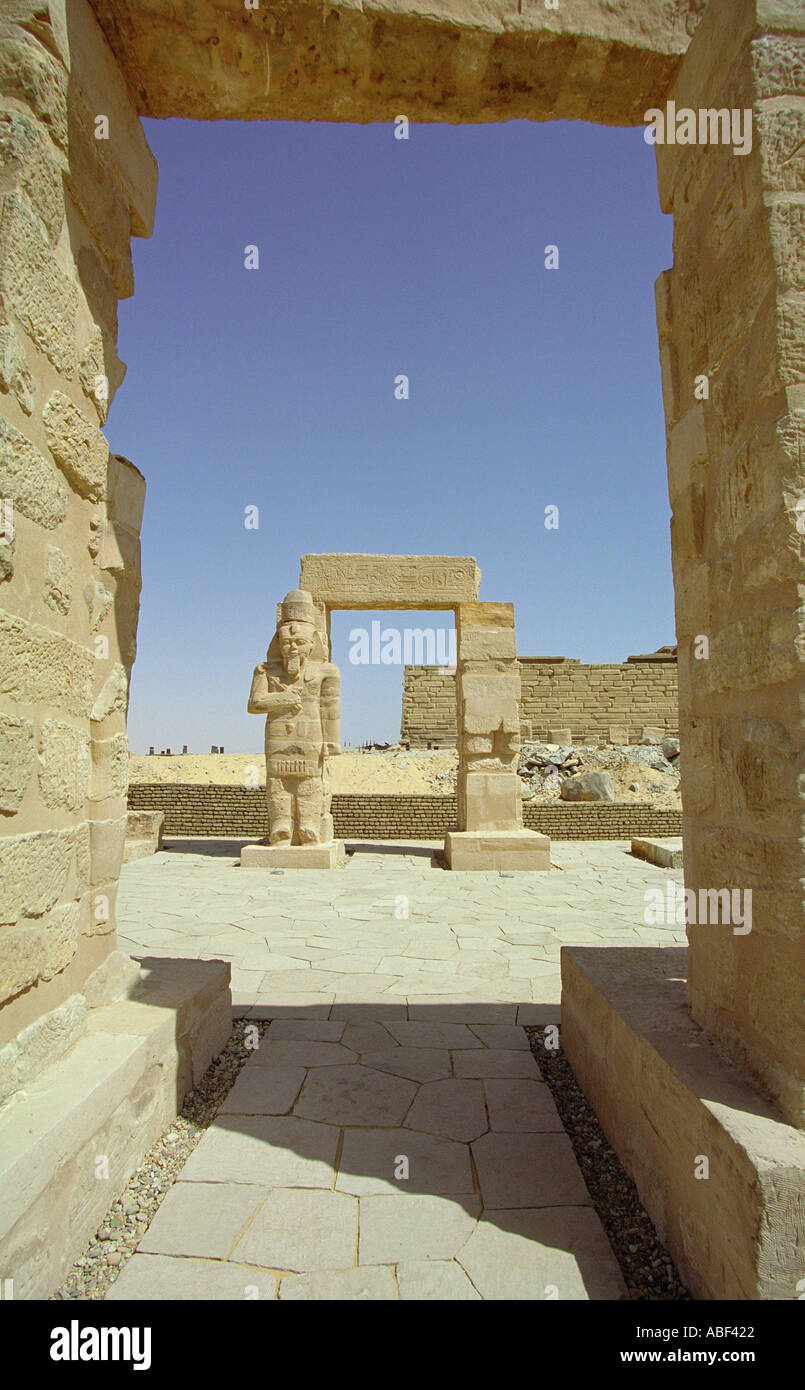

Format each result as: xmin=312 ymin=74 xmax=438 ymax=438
xmin=89 ymin=732 xmax=128 ymax=803
xmin=0 ymin=108 xmax=64 ymax=244
xmin=108 ymin=454 xmax=146 ymax=533
xmin=300 ymin=553 xmax=480 ymax=609
xmin=97 ymin=522 xmax=140 ymax=581
xmin=0 ymin=31 xmax=67 ymax=148
xmin=0 ymin=827 xmax=79 ymax=925
xmin=0 ymin=923 xmax=43 ymax=998
xmin=0 ymin=612 xmax=94 ymax=718
xmin=444 ymin=829 xmax=551 ymax=872
xmin=0 ymin=713 xmax=34 ymax=813
xmin=0 ymin=416 xmax=69 ymax=529
xmin=457 ymin=626 xmax=517 ymax=661
xmin=16 ymin=993 xmax=86 ymax=1085
xmin=89 ymin=816 xmax=126 ymax=885
xmin=0 ymin=195 xmax=77 ymax=375
xmin=38 ymin=719 xmax=90 ymax=812
xmin=43 ymin=545 xmax=73 ymax=614
xmin=40 ymin=900 xmax=81 ymax=980
xmin=43 ymin=390 xmax=109 ymax=500
xmin=0 ymin=322 xmax=35 ymax=413
xmin=240 ymin=841 xmax=347 ymax=869
xmin=83 ymin=578 xmax=113 ymax=632
xmin=91 ymin=664 xmax=128 ymax=723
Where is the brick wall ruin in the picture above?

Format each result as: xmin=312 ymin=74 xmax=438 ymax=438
xmin=401 ymin=651 xmax=679 ymax=747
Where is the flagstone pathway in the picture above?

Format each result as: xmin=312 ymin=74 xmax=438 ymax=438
xmin=105 ymin=839 xmax=684 ymax=1300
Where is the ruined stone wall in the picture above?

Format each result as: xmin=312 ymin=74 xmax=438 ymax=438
xmin=401 ymin=655 xmax=679 ymax=747
xmin=0 ymin=0 xmax=155 ymax=1083
xmin=657 ymin=0 xmax=805 ymax=1126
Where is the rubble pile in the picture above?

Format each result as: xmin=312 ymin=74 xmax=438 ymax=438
xmin=518 ymin=737 xmax=681 ymax=810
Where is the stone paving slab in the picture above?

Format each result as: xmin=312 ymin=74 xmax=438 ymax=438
xmin=139 ymin=1182 xmax=269 ymax=1260
xmin=105 ymin=839 xmax=681 ymax=1299
xmin=105 ymin=1254 xmax=278 ymax=1300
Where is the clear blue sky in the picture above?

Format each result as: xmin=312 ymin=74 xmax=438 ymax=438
xmin=106 ymin=117 xmax=675 ymax=752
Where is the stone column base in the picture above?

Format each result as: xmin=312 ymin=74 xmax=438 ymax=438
xmin=443 ymin=829 xmax=551 ymax=871
xmin=561 ymin=945 xmax=805 ymax=1300
xmin=240 ymin=840 xmax=347 ymax=869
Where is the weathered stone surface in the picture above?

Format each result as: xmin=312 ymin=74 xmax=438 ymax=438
xmin=16 ymin=993 xmax=86 ymax=1084
xmin=42 ymin=390 xmax=109 ymax=500
xmin=0 ymin=108 xmax=64 ymax=244
xmin=139 ymin=1180 xmax=269 ymax=1260
xmin=38 ymin=719 xmax=90 ymax=812
xmin=280 ymin=1266 xmax=397 ymax=1300
xmin=562 ymin=946 xmax=805 ymax=1299
xmin=294 ymin=1063 xmax=417 ymax=1127
xmin=0 ymin=195 xmax=77 ymax=375
xmin=180 ymin=1115 xmax=340 ymax=1187
xmin=404 ymin=1078 xmax=488 ymax=1142
xmin=0 ymin=827 xmax=78 ymax=924
xmin=0 ymin=417 xmax=69 ymax=529
xmin=89 ymin=732 xmax=128 ymax=803
xmin=105 ymin=1255 xmax=277 ymax=1300
xmin=108 ymin=454 xmax=146 ymax=532
xmin=83 ymin=578 xmax=113 ymax=632
xmin=301 ymin=553 xmax=480 ymax=609
xmin=458 ymin=1208 xmax=627 ymax=1300
xmin=0 ymin=30 xmax=67 ymax=148
xmin=0 ymin=713 xmax=34 ymax=813
xmin=244 ymin=587 xmax=341 ymax=851
xmin=39 ymin=900 xmax=81 ymax=980
xmin=43 ymin=545 xmax=73 ymax=614
xmin=396 ymin=1258 xmax=480 ymax=1300
xmin=0 ymin=612 xmax=94 ymax=718
xmin=232 ymin=1187 xmax=358 ymax=1272
xmin=0 ymin=923 xmax=42 ymax=997
xmin=89 ymin=0 xmax=693 ymax=126
xmin=0 ymin=322 xmax=35 ymax=413
xmin=560 ymin=770 xmax=615 ymax=803
xmin=90 ymin=664 xmax=128 ymax=723
xmin=219 ymin=1062 xmax=305 ymax=1115
xmin=359 ymin=1193 xmax=480 ymax=1265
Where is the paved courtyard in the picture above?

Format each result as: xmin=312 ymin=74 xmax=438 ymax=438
xmin=109 ymin=839 xmax=685 ymax=1300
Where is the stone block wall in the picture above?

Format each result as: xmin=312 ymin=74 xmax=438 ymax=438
xmin=657 ymin=0 xmax=805 ymax=1127
xmin=0 ymin=0 xmax=155 ymax=1079
xmin=128 ymin=783 xmax=683 ymax=842
xmin=401 ymin=654 xmax=679 ymax=747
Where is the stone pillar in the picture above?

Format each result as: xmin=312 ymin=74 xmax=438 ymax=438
xmin=656 ymin=0 xmax=805 ymax=1126
xmin=444 ymin=601 xmax=550 ymax=870
xmin=0 ymin=0 xmax=156 ymax=1088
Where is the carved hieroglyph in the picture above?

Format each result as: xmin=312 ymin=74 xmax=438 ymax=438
xmin=247 ymin=589 xmax=341 ymax=846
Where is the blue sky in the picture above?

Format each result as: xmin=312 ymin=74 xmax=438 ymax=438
xmin=106 ymin=117 xmax=675 ymax=752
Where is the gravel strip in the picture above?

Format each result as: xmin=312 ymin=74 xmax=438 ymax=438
xmin=52 ymin=1019 xmax=267 ymax=1301
xmin=526 ymin=1025 xmax=689 ymax=1301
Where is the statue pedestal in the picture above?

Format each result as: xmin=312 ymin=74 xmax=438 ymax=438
xmin=240 ymin=840 xmax=347 ymax=869
xmin=444 ymin=829 xmax=551 ymax=871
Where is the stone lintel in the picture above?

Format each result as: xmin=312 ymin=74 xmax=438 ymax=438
xmin=300 ymin=554 xmax=480 ymax=611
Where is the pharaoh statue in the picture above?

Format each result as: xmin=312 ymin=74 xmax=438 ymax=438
xmin=246 ymin=589 xmax=341 ymax=851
